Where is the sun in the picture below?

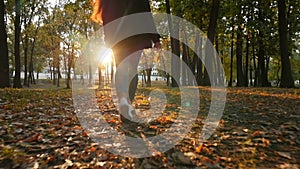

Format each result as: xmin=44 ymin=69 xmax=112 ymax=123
xmin=98 ymin=47 xmax=113 ymax=65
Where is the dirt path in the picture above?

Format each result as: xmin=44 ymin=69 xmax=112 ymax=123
xmin=0 ymin=87 xmax=299 ymax=168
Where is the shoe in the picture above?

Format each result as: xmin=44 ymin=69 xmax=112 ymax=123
xmin=119 ymin=98 xmax=135 ymax=120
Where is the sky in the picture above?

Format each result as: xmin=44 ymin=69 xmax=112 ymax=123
xmin=49 ymin=0 xmax=56 ymax=5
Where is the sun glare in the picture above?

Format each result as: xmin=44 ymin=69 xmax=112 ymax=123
xmin=98 ymin=47 xmax=113 ymax=65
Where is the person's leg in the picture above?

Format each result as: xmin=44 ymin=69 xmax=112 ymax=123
xmin=113 ymin=49 xmax=147 ymax=155
xmin=113 ymin=49 xmax=132 ymax=122
xmin=113 ymin=48 xmax=142 ymax=120
xmin=114 ymin=57 xmax=130 ymax=100
xmin=128 ymin=50 xmax=142 ymax=102
xmin=114 ymin=50 xmax=141 ymax=102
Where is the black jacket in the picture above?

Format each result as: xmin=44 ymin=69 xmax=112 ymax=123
xmin=101 ymin=0 xmax=160 ymax=52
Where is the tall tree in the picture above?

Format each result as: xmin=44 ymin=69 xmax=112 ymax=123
xmin=203 ymin=0 xmax=220 ymax=86
xmin=235 ymin=2 xmax=245 ymax=87
xmin=278 ymin=0 xmax=294 ymax=88
xmin=228 ymin=31 xmax=234 ymax=87
xmin=244 ymin=33 xmax=250 ymax=87
xmin=13 ymin=0 xmax=22 ymax=88
xmin=21 ymin=0 xmax=37 ymax=86
xmin=0 ymin=0 xmax=10 ymax=88
xmin=256 ymin=3 xmax=269 ymax=87
xmin=166 ymin=0 xmax=181 ymax=87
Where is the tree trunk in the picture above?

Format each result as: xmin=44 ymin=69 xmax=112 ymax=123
xmin=50 ymin=64 xmax=53 ymax=80
xmin=228 ymin=31 xmax=234 ymax=87
xmin=215 ymin=34 xmax=224 ymax=85
xmin=181 ymin=41 xmax=188 ymax=86
xmin=0 ymin=0 xmax=10 ymax=88
xmin=98 ymin=66 xmax=102 ymax=88
xmin=28 ymin=23 xmax=39 ymax=85
xmin=236 ymin=30 xmax=244 ymax=87
xmin=111 ymin=58 xmax=114 ymax=82
xmin=236 ymin=4 xmax=245 ymax=87
xmin=196 ymin=35 xmax=203 ymax=85
xmin=244 ymin=34 xmax=250 ymax=87
xmin=146 ymin=68 xmax=152 ymax=87
xmin=142 ymin=70 xmax=146 ymax=86
xmin=13 ymin=0 xmax=22 ymax=88
xmin=166 ymin=0 xmax=180 ymax=87
xmin=278 ymin=0 xmax=294 ymax=88
xmin=88 ymin=62 xmax=92 ymax=86
xmin=66 ymin=47 xmax=74 ymax=89
xmin=23 ymin=41 xmax=28 ymax=86
xmin=188 ymin=43 xmax=195 ymax=85
xmin=252 ymin=43 xmax=258 ymax=87
xmin=257 ymin=8 xmax=270 ymax=87
xmin=257 ymin=31 xmax=268 ymax=87
xmin=191 ymin=40 xmax=197 ymax=85
xmin=28 ymin=57 xmax=34 ymax=85
xmin=53 ymin=68 xmax=56 ymax=85
xmin=57 ymin=61 xmax=60 ymax=87
xmin=203 ymin=0 xmax=220 ymax=86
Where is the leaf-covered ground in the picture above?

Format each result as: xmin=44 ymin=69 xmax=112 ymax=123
xmin=0 ymin=86 xmax=299 ymax=169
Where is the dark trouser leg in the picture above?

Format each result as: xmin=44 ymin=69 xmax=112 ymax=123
xmin=113 ymin=49 xmax=141 ymax=129
xmin=113 ymin=49 xmax=141 ymax=102
xmin=113 ymin=49 xmax=148 ymax=156
xmin=129 ymin=73 xmax=138 ymax=102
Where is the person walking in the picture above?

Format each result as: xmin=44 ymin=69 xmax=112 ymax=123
xmin=91 ymin=0 xmax=161 ymax=126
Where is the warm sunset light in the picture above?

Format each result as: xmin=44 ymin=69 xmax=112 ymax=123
xmin=1 ymin=0 xmax=299 ymax=167
xmin=98 ymin=47 xmax=114 ymax=65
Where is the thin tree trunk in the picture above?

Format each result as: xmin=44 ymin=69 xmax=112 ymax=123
xmin=13 ymin=0 xmax=22 ymax=88
xmin=166 ymin=0 xmax=180 ymax=87
xmin=146 ymin=68 xmax=151 ymax=87
xmin=23 ymin=42 xmax=28 ymax=86
xmin=236 ymin=4 xmax=244 ymax=87
xmin=50 ymin=64 xmax=53 ymax=80
xmin=249 ymin=64 xmax=253 ymax=87
xmin=244 ymin=34 xmax=250 ymax=87
xmin=181 ymin=41 xmax=187 ymax=86
xmin=278 ymin=0 xmax=294 ymax=88
xmin=28 ymin=25 xmax=38 ymax=86
xmin=276 ymin=63 xmax=281 ymax=87
xmin=266 ymin=56 xmax=270 ymax=86
xmin=252 ymin=42 xmax=257 ymax=86
xmin=57 ymin=62 xmax=60 ymax=87
xmin=98 ymin=66 xmax=102 ymax=88
xmin=257 ymin=8 xmax=269 ymax=87
xmin=228 ymin=31 xmax=234 ymax=87
xmin=66 ymin=47 xmax=73 ymax=89
xmin=88 ymin=62 xmax=92 ymax=86
xmin=28 ymin=58 xmax=34 ymax=85
xmin=257 ymin=32 xmax=267 ymax=87
xmin=53 ymin=58 xmax=56 ymax=85
xmin=191 ymin=42 xmax=197 ymax=85
xmin=111 ymin=58 xmax=114 ymax=83
xmin=203 ymin=0 xmax=220 ymax=86
xmin=215 ymin=34 xmax=224 ymax=85
xmin=0 ymin=0 xmax=10 ymax=88
xmin=196 ymin=35 xmax=203 ymax=85
xmin=22 ymin=1 xmax=37 ymax=86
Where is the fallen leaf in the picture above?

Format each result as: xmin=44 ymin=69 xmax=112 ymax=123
xmin=83 ymin=131 xmax=89 ymax=137
xmin=252 ymin=130 xmax=261 ymax=136
xmin=277 ymin=152 xmax=292 ymax=159
xmin=195 ymin=143 xmax=203 ymax=153
xmin=90 ymin=147 xmax=97 ymax=152
xmin=262 ymin=138 xmax=270 ymax=146
xmin=149 ymin=125 xmax=158 ymax=129
xmin=20 ymin=133 xmax=40 ymax=142
xmin=73 ymin=125 xmax=82 ymax=130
